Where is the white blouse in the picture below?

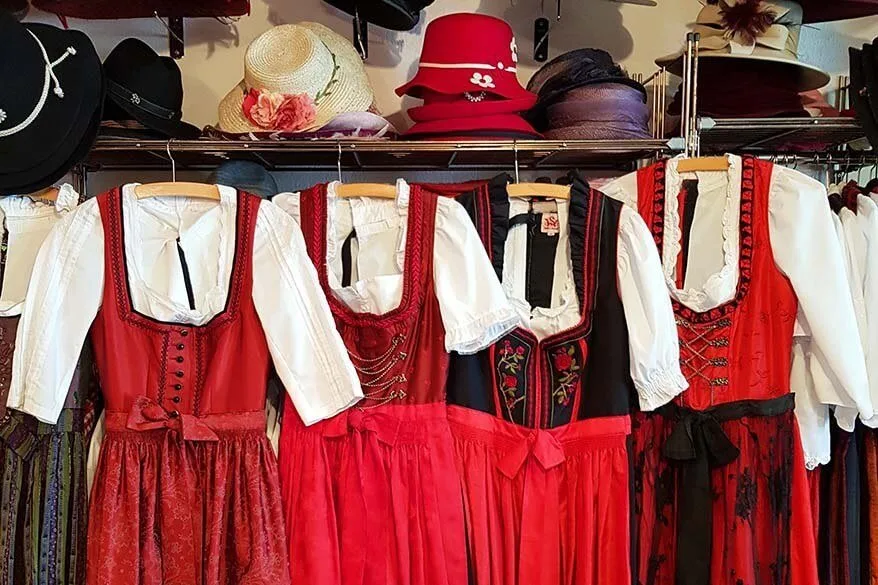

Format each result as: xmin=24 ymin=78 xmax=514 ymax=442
xmin=273 ymin=179 xmax=521 ymax=355
xmin=0 ymin=185 xmax=80 ymax=317
xmin=8 ymin=184 xmax=363 ymax=426
xmin=602 ymin=156 xmax=872 ymax=468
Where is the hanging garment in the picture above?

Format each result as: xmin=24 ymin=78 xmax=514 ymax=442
xmin=445 ymin=174 xmax=687 ymax=585
xmin=0 ymin=187 xmax=100 ymax=585
xmin=602 ymin=155 xmax=872 ymax=585
xmin=273 ymin=180 xmax=519 ymax=585
xmin=8 ymin=185 xmax=363 ymax=585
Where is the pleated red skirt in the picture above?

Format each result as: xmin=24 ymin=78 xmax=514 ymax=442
xmin=279 ymin=397 xmax=466 ymax=585
xmin=447 ymin=405 xmax=632 ymax=585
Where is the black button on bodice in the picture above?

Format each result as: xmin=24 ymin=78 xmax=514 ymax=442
xmin=175 ymin=371 xmax=184 ymax=378
xmin=169 ymin=410 xmax=180 ymax=418
xmin=180 ymin=330 xmax=189 ymax=337
xmin=177 ymin=343 xmax=185 ymax=350
xmin=175 ymin=356 xmax=184 ymax=363
xmin=172 ymin=396 xmax=181 ymax=403
xmin=174 ymin=384 xmax=182 ymax=391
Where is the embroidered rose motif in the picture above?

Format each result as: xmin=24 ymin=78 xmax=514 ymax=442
xmin=242 ymin=88 xmax=317 ymax=132
xmin=553 ymin=352 xmax=573 ymax=371
xmin=551 ymin=345 xmax=583 ymax=407
xmin=496 ymin=338 xmax=527 ymax=418
xmin=470 ymin=72 xmax=496 ymax=89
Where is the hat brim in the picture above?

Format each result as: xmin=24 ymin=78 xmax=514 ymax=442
xmin=656 ymin=50 xmax=830 ymax=92
xmin=396 ymin=69 xmax=535 ymax=101
xmin=323 ymin=0 xmax=419 ymax=30
xmin=401 ymin=114 xmax=541 ymax=140
xmin=797 ymin=0 xmax=878 ymax=23
xmin=107 ymin=91 xmax=201 ymax=139
xmin=0 ymin=24 xmax=104 ymax=195
xmin=408 ymin=96 xmax=537 ymax=122
xmin=1 ymin=94 xmax=102 ymax=195
xmin=544 ymin=124 xmax=652 ymax=140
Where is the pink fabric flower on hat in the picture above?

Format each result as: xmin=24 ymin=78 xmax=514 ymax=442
xmin=275 ymin=93 xmax=317 ymax=132
xmin=242 ymin=88 xmax=317 ymax=132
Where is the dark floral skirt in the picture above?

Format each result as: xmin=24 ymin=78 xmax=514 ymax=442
xmin=632 ymin=405 xmax=819 ymax=585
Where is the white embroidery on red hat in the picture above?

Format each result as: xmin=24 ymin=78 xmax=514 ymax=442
xmin=511 ymin=38 xmax=518 ymax=64
xmin=470 ymin=72 xmax=496 ymax=89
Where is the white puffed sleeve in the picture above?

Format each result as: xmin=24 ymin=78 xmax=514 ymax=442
xmin=8 ymin=199 xmax=104 ymax=424
xmin=616 ymin=205 xmax=689 ymax=411
xmin=252 ymin=200 xmax=362 ymax=425
xmin=855 ymin=197 xmax=878 ymax=428
xmin=433 ymin=197 xmax=520 ymax=354
xmin=769 ymin=167 xmax=872 ymax=434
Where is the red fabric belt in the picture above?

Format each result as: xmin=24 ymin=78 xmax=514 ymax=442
xmin=309 ymin=401 xmax=449 ymax=445
xmin=448 ymin=406 xmax=630 ymax=584
xmin=105 ymin=396 xmax=266 ymax=441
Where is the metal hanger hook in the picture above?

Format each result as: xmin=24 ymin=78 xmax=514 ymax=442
xmin=337 ymin=142 xmax=343 ymax=183
xmin=513 ymin=141 xmax=520 ymax=184
xmin=166 ymin=139 xmax=176 ymax=182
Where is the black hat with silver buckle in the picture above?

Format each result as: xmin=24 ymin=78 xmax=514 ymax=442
xmin=102 ymin=38 xmax=200 ymax=139
xmin=0 ymin=12 xmax=104 ymax=195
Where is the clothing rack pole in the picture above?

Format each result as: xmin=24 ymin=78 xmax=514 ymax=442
xmin=680 ymin=31 xmax=700 ymax=159
xmin=71 ymin=164 xmax=88 ymax=198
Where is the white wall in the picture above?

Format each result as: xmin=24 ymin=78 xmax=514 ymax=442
xmin=25 ymin=0 xmax=878 ymax=131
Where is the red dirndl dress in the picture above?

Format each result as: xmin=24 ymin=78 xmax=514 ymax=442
xmin=445 ymin=176 xmax=641 ymax=585
xmin=626 ymin=157 xmax=818 ymax=585
xmin=87 ymin=189 xmax=290 ymax=585
xmin=278 ymin=186 xmax=466 ymax=585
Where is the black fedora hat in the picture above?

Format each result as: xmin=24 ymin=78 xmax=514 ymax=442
xmin=103 ymin=38 xmax=200 ymax=139
xmin=322 ymin=0 xmax=434 ymax=31
xmin=849 ymin=46 xmax=878 ymax=149
xmin=0 ymin=14 xmax=103 ymax=195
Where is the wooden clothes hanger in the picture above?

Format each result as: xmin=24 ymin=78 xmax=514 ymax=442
xmin=333 ymin=143 xmax=398 ymax=200
xmin=506 ymin=142 xmax=571 ymax=200
xmin=26 ymin=186 xmax=60 ymax=203
xmin=676 ymin=155 xmax=731 ymax=173
xmin=134 ymin=140 xmax=221 ymax=201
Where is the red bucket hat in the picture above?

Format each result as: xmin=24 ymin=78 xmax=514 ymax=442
xmin=396 ymin=13 xmax=535 ymax=101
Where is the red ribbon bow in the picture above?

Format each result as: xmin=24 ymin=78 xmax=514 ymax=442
xmin=496 ymin=429 xmax=566 ymax=478
xmin=126 ymin=396 xmax=220 ymax=442
xmin=320 ymin=409 xmax=406 ymax=446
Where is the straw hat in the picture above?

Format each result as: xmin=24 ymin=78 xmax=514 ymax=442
xmin=218 ymin=23 xmax=374 ymax=134
xmin=656 ymin=0 xmax=830 ymax=91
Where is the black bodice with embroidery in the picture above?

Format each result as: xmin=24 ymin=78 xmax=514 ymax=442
xmin=446 ymin=175 xmax=635 ymax=429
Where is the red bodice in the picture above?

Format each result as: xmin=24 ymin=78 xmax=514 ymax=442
xmin=634 ymin=157 xmax=798 ymax=410
xmin=298 ymin=185 xmax=449 ymax=405
xmin=91 ymin=188 xmax=271 ymax=417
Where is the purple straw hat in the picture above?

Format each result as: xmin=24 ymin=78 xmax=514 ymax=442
xmin=542 ymin=83 xmax=651 ymax=140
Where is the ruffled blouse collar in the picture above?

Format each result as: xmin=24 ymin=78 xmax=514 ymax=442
xmin=661 ymin=154 xmax=742 ymax=312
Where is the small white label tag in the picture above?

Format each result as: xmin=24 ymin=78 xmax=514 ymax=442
xmin=541 ymin=212 xmax=560 ymax=236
